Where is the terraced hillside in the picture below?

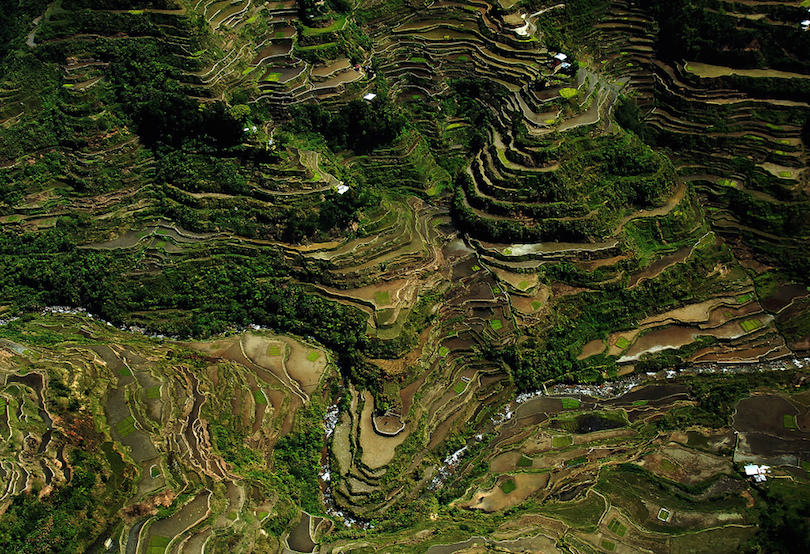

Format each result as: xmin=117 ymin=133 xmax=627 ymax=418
xmin=1 ymin=0 xmax=810 ymax=552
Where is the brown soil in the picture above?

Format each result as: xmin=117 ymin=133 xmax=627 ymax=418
xmin=461 ymin=473 xmax=550 ymax=512
xmin=733 ymin=394 xmax=804 ymax=437
xmin=359 ymin=392 xmax=409 ymax=469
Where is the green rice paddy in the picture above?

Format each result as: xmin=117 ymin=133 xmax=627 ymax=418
xmin=116 ymin=416 xmax=136 ymax=438
xmin=146 ymin=387 xmax=160 ymax=400
xmin=740 ymin=319 xmax=762 ymax=332
xmin=268 ymin=345 xmax=282 ymax=356
xmin=518 ymin=280 xmax=530 ymax=290
xmin=501 ymin=479 xmax=517 ymax=494
xmin=552 ymin=435 xmax=573 ymax=448
xmin=559 ymin=88 xmax=578 ymax=98
xmin=453 ymin=381 xmax=466 ymax=394
xmin=306 ymin=351 xmax=321 ymax=362
xmin=146 ymin=535 xmax=170 ymax=554
xmin=517 ymin=455 xmax=533 ymax=467
xmin=616 ymin=337 xmax=630 ymax=349
xmin=375 ymin=291 xmax=391 ymax=305
xmin=438 ymin=346 xmax=450 ymax=357
xmin=490 ymin=319 xmax=503 ymax=331
xmin=737 ymin=293 xmax=754 ymax=303
xmin=784 ymin=414 xmax=798 ymax=430
xmin=531 ymin=301 xmax=542 ymax=311
xmin=253 ymin=390 xmax=267 ymax=405
xmin=263 ymin=73 xmax=282 ymax=82
xmin=607 ymin=518 xmax=627 ymax=537
xmin=562 ymin=398 xmax=580 ymax=409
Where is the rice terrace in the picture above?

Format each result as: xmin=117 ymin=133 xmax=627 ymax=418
xmin=1 ymin=0 xmax=810 ymax=552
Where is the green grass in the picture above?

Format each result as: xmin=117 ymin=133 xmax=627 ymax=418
xmin=409 ymin=57 xmax=428 ymax=63
xmin=559 ymin=88 xmax=578 ymax=98
xmin=375 ymin=291 xmax=391 ymax=305
xmin=737 ymin=293 xmax=754 ymax=303
xmin=503 ymin=248 xmax=512 ymax=255
xmin=632 ymin=400 xmax=648 ymax=406
xmin=562 ymin=398 xmax=580 ymax=409
xmin=263 ymin=72 xmax=282 ymax=82
xmin=246 ymin=15 xmax=257 ymax=23
xmin=531 ymin=300 xmax=542 ymax=311
xmin=268 ymin=345 xmax=282 ymax=356
xmin=146 ymin=535 xmax=171 ymax=554
xmin=517 ymin=455 xmax=533 ymax=467
xmin=297 ymin=42 xmax=339 ymax=52
xmin=471 ymin=265 xmax=481 ymax=271
xmin=784 ymin=414 xmax=798 ymax=430
xmin=492 ymin=287 xmax=501 ymax=295
xmin=490 ymin=319 xmax=503 ymax=331
xmin=306 ymin=350 xmax=321 ymax=362
xmin=241 ymin=67 xmax=254 ymax=76
xmin=146 ymin=387 xmax=160 ymax=399
xmin=116 ymin=416 xmax=136 ymax=438
xmin=253 ymin=389 xmax=267 ymax=405
xmin=552 ymin=435 xmax=573 ymax=448
xmin=227 ymin=510 xmax=238 ymax=520
xmin=518 ymin=280 xmax=530 ymax=290
xmin=802 ymin=460 xmax=810 ymax=471
xmin=740 ymin=319 xmax=762 ymax=333
xmin=150 ymin=464 xmax=161 ymax=478
xmin=718 ymin=178 xmax=738 ymax=187
xmin=779 ymin=171 xmax=792 ymax=178
xmin=601 ymin=538 xmax=616 ymax=551
xmin=501 ymin=479 xmax=517 ymax=494
xmin=453 ymin=381 xmax=467 ymax=394
xmin=301 ymin=15 xmax=346 ymax=37
xmin=438 ymin=346 xmax=450 ymax=357
xmin=457 ymin=55 xmax=469 ymax=61
xmin=615 ymin=337 xmax=630 ymax=349
xmin=445 ymin=123 xmax=464 ymax=130
xmin=275 ymin=31 xmax=285 ymax=38
xmin=257 ymin=511 xmax=268 ymax=519
xmin=659 ymin=459 xmax=677 ymax=472
xmin=658 ymin=507 xmax=671 ymax=521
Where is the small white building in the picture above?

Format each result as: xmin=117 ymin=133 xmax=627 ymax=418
xmin=801 ymin=19 xmax=810 ymax=31
xmin=553 ymin=53 xmax=568 ymax=62
xmin=744 ymin=464 xmax=771 ymax=482
xmin=336 ymin=184 xmax=350 ymax=195
xmin=363 ymin=93 xmax=377 ymax=101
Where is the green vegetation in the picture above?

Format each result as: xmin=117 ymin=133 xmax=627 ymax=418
xmin=501 ymin=479 xmax=517 ymax=494
xmin=607 ymin=518 xmax=628 ymax=537
xmin=0 ymin=0 xmax=808 ymax=549
xmin=552 ymin=435 xmax=573 ymax=448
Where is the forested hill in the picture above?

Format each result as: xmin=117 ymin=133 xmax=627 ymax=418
xmin=0 ymin=0 xmax=809 ymax=552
